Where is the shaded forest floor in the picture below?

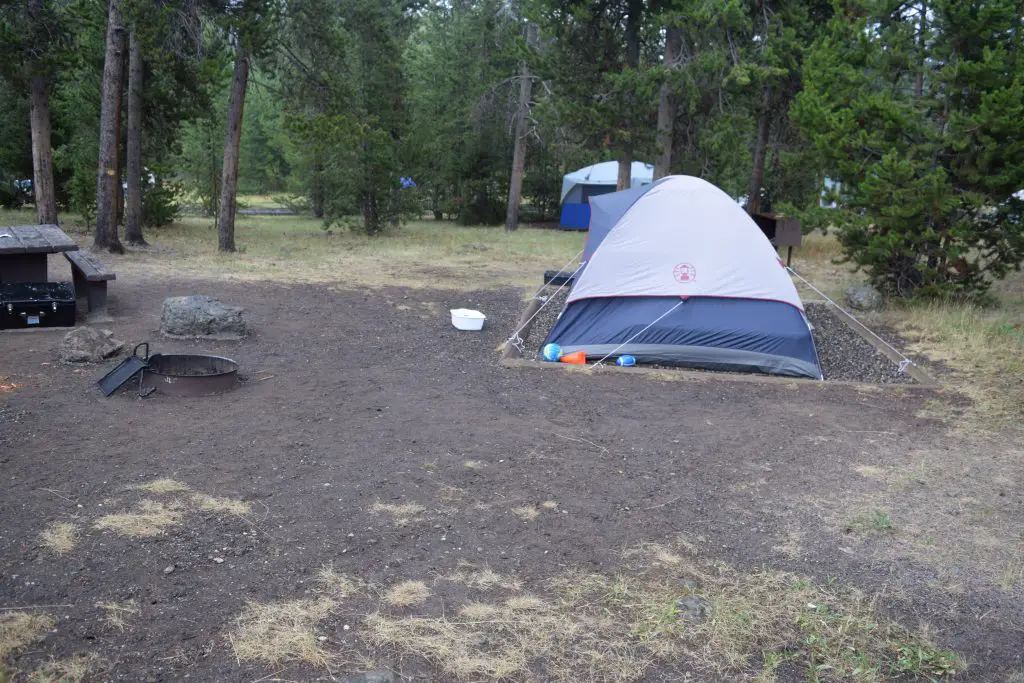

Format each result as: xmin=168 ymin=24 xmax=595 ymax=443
xmin=0 ymin=208 xmax=1021 ymax=681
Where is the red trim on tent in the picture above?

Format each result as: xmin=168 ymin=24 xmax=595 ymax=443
xmin=566 ymin=293 xmax=807 ymax=315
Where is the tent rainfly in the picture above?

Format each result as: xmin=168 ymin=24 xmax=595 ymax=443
xmin=559 ymin=161 xmax=654 ymax=229
xmin=543 ymin=175 xmax=823 ymax=379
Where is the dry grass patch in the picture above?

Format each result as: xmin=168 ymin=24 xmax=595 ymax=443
xmin=39 ymin=522 xmax=77 ymax=555
xmin=97 ymin=601 xmax=139 ymax=631
xmin=230 ymin=598 xmax=337 ymax=668
xmin=48 ymin=211 xmax=585 ymax=291
xmin=854 ymin=464 xmax=887 ymax=480
xmin=462 ymin=460 xmax=485 ymax=470
xmin=371 ymin=501 xmax=426 ymax=526
xmin=511 ymin=505 xmax=540 ymax=521
xmin=189 ymin=493 xmax=252 ymax=516
xmin=93 ymin=499 xmax=184 ymax=537
xmin=28 ymin=653 xmax=105 ymax=683
xmin=315 ymin=566 xmax=363 ymax=599
xmin=998 ymin=556 xmax=1023 ymax=592
xmin=130 ymin=478 xmax=191 ymax=494
xmin=442 ymin=563 xmax=522 ymax=592
xmin=889 ymin=298 xmax=1024 ymax=429
xmin=363 ymin=592 xmax=647 ymax=682
xmin=384 ymin=581 xmax=431 ymax=607
xmin=771 ymin=531 xmax=804 ymax=560
xmin=0 ymin=612 xmax=55 ymax=660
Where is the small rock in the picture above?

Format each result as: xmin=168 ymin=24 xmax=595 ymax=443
xmin=342 ymin=672 xmax=396 ymax=683
xmin=676 ymin=595 xmax=709 ymax=622
xmin=845 ymin=284 xmax=883 ymax=311
xmin=163 ymin=565 xmax=175 ymax=574
xmin=160 ymin=295 xmax=250 ymax=340
xmin=212 ymin=557 xmax=224 ymax=564
xmin=59 ymin=328 xmax=124 ymax=363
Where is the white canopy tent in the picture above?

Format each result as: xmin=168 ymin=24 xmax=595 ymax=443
xmin=560 ymin=161 xmax=654 ymax=203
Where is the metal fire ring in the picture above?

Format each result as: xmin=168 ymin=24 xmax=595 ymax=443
xmin=139 ymin=353 xmax=239 ymax=396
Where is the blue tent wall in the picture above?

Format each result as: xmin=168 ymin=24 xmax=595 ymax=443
xmin=559 ymin=203 xmax=590 ymax=230
xmin=543 ymin=296 xmax=822 ymax=379
xmin=560 ymin=184 xmax=620 ymax=229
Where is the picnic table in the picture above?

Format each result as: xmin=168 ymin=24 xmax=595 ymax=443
xmin=0 ymin=224 xmax=79 ymax=284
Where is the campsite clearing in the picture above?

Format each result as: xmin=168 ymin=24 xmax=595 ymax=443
xmin=0 ymin=209 xmax=1022 ymax=681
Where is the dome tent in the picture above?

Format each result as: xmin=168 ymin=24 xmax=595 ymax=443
xmin=559 ymin=161 xmax=654 ymax=229
xmin=543 ymin=175 xmax=822 ymax=379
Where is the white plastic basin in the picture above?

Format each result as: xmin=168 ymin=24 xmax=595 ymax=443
xmin=450 ymin=308 xmax=485 ymax=331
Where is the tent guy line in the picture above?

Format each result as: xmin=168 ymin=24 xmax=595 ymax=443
xmin=505 ymin=251 xmax=584 ymax=354
xmin=591 ymin=300 xmax=684 ymax=369
xmin=786 ymin=265 xmax=916 ymax=374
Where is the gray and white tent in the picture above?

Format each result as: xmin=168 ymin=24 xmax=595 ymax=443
xmin=560 ymin=161 xmax=654 ymax=204
xmin=544 ymin=175 xmax=823 ymax=379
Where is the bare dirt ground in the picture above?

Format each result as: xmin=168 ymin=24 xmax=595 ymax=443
xmin=1 ymin=266 xmax=1022 ymax=681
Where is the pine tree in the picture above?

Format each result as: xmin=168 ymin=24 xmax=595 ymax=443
xmin=795 ymin=0 xmax=1024 ymax=299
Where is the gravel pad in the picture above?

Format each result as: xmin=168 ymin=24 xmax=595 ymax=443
xmin=805 ymin=302 xmax=913 ymax=384
xmin=520 ymin=285 xmax=913 ymax=384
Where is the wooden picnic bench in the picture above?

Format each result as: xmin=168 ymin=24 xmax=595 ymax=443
xmin=64 ymin=250 xmax=116 ymax=318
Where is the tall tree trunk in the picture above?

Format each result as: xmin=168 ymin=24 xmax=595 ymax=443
xmin=217 ymin=41 xmax=250 ymax=252
xmin=617 ymin=149 xmax=633 ymax=190
xmin=504 ymin=22 xmax=538 ymax=233
xmin=114 ymin=44 xmax=130 ymax=231
xmin=915 ymin=1 xmax=927 ymax=98
xmin=124 ymin=30 xmax=146 ymax=245
xmin=26 ymin=0 xmax=57 ymax=224
xmin=747 ymin=86 xmax=772 ymax=215
xmin=654 ymin=27 xmax=682 ymax=180
xmin=94 ymin=0 xmax=126 ymax=253
xmin=311 ymin=152 xmax=325 ymax=219
xmin=29 ymin=76 xmax=58 ymax=224
xmin=208 ymin=114 xmax=219 ymax=218
xmin=618 ymin=0 xmax=642 ymax=190
xmin=363 ymin=192 xmax=378 ymax=233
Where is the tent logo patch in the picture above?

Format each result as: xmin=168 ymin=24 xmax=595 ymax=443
xmin=673 ymin=263 xmax=696 ymax=283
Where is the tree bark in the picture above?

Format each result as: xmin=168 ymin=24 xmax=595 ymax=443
xmin=217 ymin=40 xmax=250 ymax=252
xmin=208 ymin=114 xmax=219 ymax=218
xmin=311 ymin=152 xmax=325 ymax=219
xmin=618 ymin=0 xmax=642 ymax=191
xmin=124 ymin=30 xmax=147 ymax=245
xmin=94 ymin=0 xmax=126 ymax=253
xmin=654 ymin=27 xmax=682 ymax=180
xmin=747 ymin=86 xmax=772 ymax=215
xmin=26 ymin=0 xmax=58 ymax=224
xmin=915 ymin=1 xmax=926 ymax=98
xmin=363 ymin=192 xmax=378 ymax=233
xmin=617 ymin=148 xmax=633 ymax=190
xmin=504 ymin=22 xmax=538 ymax=233
xmin=29 ymin=76 xmax=58 ymax=224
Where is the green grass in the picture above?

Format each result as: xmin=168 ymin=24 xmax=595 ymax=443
xmin=844 ymin=508 xmax=896 ymax=535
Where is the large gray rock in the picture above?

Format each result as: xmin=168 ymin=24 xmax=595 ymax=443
xmin=160 ymin=296 xmax=249 ymax=340
xmin=60 ymin=327 xmax=124 ymax=363
xmin=845 ymin=284 xmax=883 ymax=311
